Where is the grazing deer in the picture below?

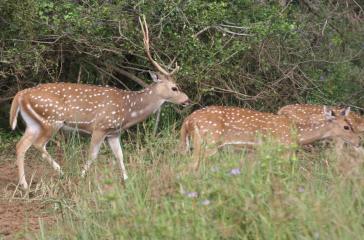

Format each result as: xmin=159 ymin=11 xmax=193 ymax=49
xmin=9 ymin=16 xmax=190 ymax=190
xmin=180 ymin=106 xmax=360 ymax=170
xmin=278 ymin=103 xmax=364 ymax=154
xmin=278 ymin=104 xmax=364 ymax=133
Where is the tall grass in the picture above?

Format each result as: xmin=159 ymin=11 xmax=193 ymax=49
xmin=21 ymin=124 xmax=364 ymax=239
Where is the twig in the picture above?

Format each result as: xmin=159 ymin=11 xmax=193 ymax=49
xmin=280 ymin=0 xmax=293 ymax=13
xmin=194 ymin=24 xmax=253 ymax=38
xmin=301 ymin=0 xmax=344 ymax=37
xmin=321 ymin=19 xmax=328 ymax=36
xmin=77 ymin=65 xmax=82 ymax=83
xmin=216 ymin=26 xmax=254 ymax=36
xmin=6 ymin=34 xmax=65 ymax=45
xmin=219 ymin=23 xmax=250 ymax=30
xmin=110 ymin=65 xmax=147 ymax=87
xmin=351 ymin=0 xmax=363 ymax=13
xmin=87 ymin=62 xmax=130 ymax=90
xmin=201 ymin=82 xmax=255 ymax=100
xmin=194 ymin=26 xmax=214 ymax=37
xmin=57 ymin=43 xmax=63 ymax=81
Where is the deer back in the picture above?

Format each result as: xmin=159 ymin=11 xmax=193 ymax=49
xmin=182 ymin=106 xmax=295 ymax=146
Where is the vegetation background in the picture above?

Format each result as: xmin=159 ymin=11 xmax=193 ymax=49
xmin=1 ymin=0 xmax=363 ymax=128
xmin=0 ymin=0 xmax=363 ymax=239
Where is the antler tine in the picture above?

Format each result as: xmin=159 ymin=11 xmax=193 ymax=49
xmin=169 ymin=62 xmax=180 ymax=75
xmin=139 ymin=15 xmax=171 ymax=76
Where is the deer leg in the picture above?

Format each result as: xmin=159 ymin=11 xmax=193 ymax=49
xmin=192 ymin=129 xmax=215 ymax=170
xmin=33 ymin=126 xmax=63 ymax=175
xmin=107 ymin=136 xmax=128 ymax=181
xmin=81 ymin=130 xmax=106 ymax=177
xmin=16 ymin=128 xmax=38 ymax=190
xmin=191 ymin=129 xmax=219 ymax=171
xmin=192 ymin=130 xmax=202 ymax=170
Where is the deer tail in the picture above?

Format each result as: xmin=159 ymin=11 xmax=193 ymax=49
xmin=179 ymin=119 xmax=192 ymax=154
xmin=9 ymin=94 xmax=20 ymax=130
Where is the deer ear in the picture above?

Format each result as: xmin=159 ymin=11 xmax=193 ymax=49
xmin=149 ymin=71 xmax=161 ymax=82
xmin=323 ymin=106 xmax=336 ymax=121
xmin=340 ymin=107 xmax=350 ymax=116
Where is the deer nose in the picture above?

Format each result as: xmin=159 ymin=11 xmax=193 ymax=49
xmin=181 ymin=99 xmax=192 ymax=106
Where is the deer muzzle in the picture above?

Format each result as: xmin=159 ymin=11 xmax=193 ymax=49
xmin=181 ymin=99 xmax=192 ymax=107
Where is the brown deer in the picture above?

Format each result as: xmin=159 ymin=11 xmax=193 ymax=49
xmin=278 ymin=104 xmax=364 ymax=154
xmin=278 ymin=104 xmax=364 ymax=132
xmin=180 ymin=106 xmax=360 ymax=170
xmin=9 ymin=16 xmax=190 ymax=190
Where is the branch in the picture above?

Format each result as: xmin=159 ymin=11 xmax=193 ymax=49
xmin=194 ymin=24 xmax=253 ymax=38
xmin=216 ymin=26 xmax=254 ymax=36
xmin=351 ymin=0 xmax=363 ymax=13
xmin=301 ymin=0 xmax=344 ymax=37
xmin=110 ymin=65 xmax=148 ymax=87
xmin=194 ymin=26 xmax=214 ymax=37
xmin=87 ymin=62 xmax=130 ymax=90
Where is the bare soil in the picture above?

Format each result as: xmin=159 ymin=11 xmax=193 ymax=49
xmin=0 ymin=150 xmax=58 ymax=239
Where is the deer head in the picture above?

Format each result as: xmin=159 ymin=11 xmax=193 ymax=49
xmin=139 ymin=16 xmax=190 ymax=106
xmin=322 ymin=106 xmax=360 ymax=146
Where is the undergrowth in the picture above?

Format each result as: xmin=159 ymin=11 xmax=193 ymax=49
xmin=6 ymin=126 xmax=361 ymax=240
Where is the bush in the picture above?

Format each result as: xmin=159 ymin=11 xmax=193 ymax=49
xmin=0 ymin=0 xmax=363 ymax=131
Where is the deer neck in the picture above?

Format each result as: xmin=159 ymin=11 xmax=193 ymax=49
xmin=353 ymin=116 xmax=364 ymax=132
xmin=296 ymin=122 xmax=332 ymax=145
xmin=121 ymin=84 xmax=164 ymax=129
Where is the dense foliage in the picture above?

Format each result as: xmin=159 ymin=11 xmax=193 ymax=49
xmin=0 ymin=0 xmax=363 ymax=128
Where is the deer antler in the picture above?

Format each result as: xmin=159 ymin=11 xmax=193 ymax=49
xmin=139 ymin=15 xmax=179 ymax=76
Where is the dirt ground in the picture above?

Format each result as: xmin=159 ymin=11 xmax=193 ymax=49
xmin=0 ymin=150 xmax=58 ymax=239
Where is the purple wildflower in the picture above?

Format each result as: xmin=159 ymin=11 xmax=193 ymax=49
xmin=201 ymin=199 xmax=210 ymax=206
xmin=230 ymin=168 xmax=241 ymax=175
xmin=298 ymin=186 xmax=305 ymax=193
xmin=185 ymin=191 xmax=198 ymax=198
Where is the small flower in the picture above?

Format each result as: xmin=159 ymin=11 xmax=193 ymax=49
xmin=319 ymin=75 xmax=325 ymax=81
xmin=298 ymin=186 xmax=305 ymax=193
xmin=185 ymin=191 xmax=198 ymax=198
xmin=229 ymin=168 xmax=241 ymax=175
xmin=201 ymin=199 xmax=210 ymax=206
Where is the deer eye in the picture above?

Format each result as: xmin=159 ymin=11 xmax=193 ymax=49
xmin=344 ymin=126 xmax=350 ymax=130
xmin=171 ymin=87 xmax=178 ymax=92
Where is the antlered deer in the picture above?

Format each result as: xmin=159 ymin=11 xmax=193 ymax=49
xmin=10 ymin=16 xmax=190 ymax=190
xmin=180 ymin=106 xmax=360 ymax=170
xmin=278 ymin=104 xmax=364 ymax=154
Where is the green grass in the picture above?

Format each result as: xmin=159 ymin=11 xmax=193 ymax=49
xmin=3 ymin=126 xmax=364 ymax=240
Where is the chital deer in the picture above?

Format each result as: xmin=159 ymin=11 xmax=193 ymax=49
xmin=278 ymin=104 xmax=364 ymax=132
xmin=9 ymin=16 xmax=190 ymax=190
xmin=180 ymin=106 xmax=360 ymax=170
xmin=278 ymin=104 xmax=364 ymax=154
